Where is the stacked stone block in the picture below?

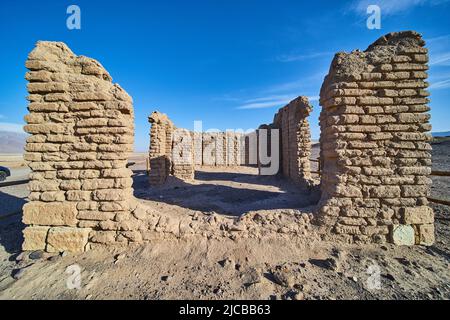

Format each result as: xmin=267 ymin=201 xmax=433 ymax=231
xmin=172 ymin=128 xmax=195 ymax=180
xmin=148 ymin=113 xmax=253 ymax=185
xmin=23 ymin=41 xmax=135 ymax=253
xmin=148 ymin=111 xmax=174 ymax=185
xmin=318 ymin=31 xmax=434 ymax=245
xmin=256 ymin=124 xmax=273 ymax=173
xmin=193 ymin=131 xmax=203 ymax=166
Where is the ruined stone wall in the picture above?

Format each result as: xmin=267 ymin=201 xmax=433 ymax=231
xmin=227 ymin=132 xmax=246 ymax=166
xmin=193 ymin=132 xmax=203 ymax=166
xmin=215 ymin=132 xmax=227 ymax=166
xmin=23 ymin=41 xmax=135 ymax=253
xmin=148 ymin=113 xmax=250 ymax=184
xmin=148 ymin=112 xmax=174 ymax=185
xmin=201 ymin=132 xmax=246 ymax=167
xmin=172 ymin=129 xmax=195 ymax=180
xmin=259 ymin=96 xmax=313 ymax=187
xmin=318 ymin=31 xmax=434 ymax=246
xmin=202 ymin=132 xmax=217 ymax=166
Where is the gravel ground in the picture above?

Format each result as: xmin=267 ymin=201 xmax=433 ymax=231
xmin=431 ymin=140 xmax=450 ymax=203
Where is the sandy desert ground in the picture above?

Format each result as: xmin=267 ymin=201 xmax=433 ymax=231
xmin=0 ymin=144 xmax=449 ymax=300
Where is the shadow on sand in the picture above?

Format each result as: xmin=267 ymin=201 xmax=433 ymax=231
xmin=132 ymin=169 xmax=320 ymax=217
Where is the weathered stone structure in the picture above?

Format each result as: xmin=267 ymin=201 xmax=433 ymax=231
xmin=202 ymin=132 xmax=217 ymax=166
xmin=23 ymin=41 xmax=135 ymax=252
xmin=265 ymin=96 xmax=313 ymax=187
xmin=21 ymin=31 xmax=434 ymax=253
xmin=172 ymin=128 xmax=195 ymax=180
xmin=317 ymin=31 xmax=434 ymax=245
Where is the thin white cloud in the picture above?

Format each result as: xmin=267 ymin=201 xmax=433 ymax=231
xmin=276 ymin=51 xmax=334 ymax=63
xmin=429 ymin=79 xmax=450 ymax=90
xmin=350 ymin=0 xmax=449 ymax=16
xmin=0 ymin=122 xmax=25 ymax=133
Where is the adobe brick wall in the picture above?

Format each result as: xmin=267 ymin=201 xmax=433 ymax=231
xmin=256 ymin=124 xmax=272 ymax=173
xmin=317 ymin=31 xmax=434 ymax=245
xmin=22 ymin=41 xmax=135 ymax=253
xmin=202 ymin=132 xmax=217 ymax=166
xmin=258 ymin=96 xmax=313 ymax=187
xmin=193 ymin=131 xmax=203 ymax=166
xmin=21 ymin=32 xmax=434 ymax=252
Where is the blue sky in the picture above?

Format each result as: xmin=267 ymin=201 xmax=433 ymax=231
xmin=0 ymin=0 xmax=449 ymax=152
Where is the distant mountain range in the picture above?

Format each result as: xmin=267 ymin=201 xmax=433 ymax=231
xmin=0 ymin=131 xmax=27 ymax=154
xmin=432 ymin=131 xmax=450 ymax=138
